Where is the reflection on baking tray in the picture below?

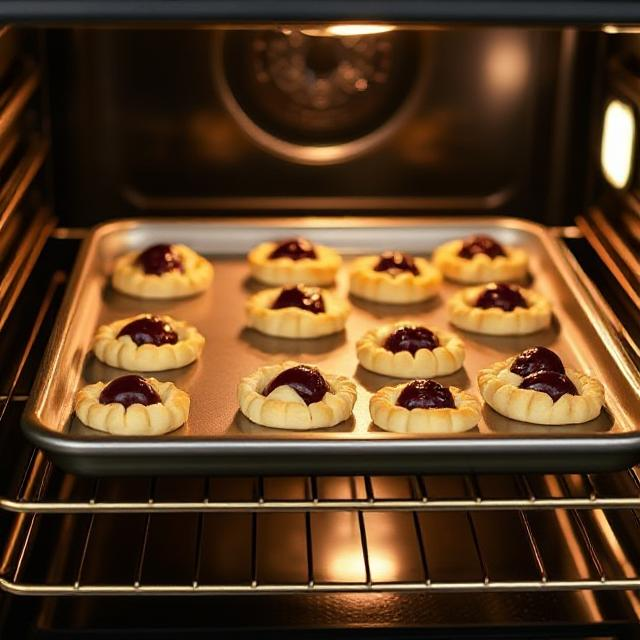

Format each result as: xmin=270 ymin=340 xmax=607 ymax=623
xmin=242 ymin=274 xmax=340 ymax=295
xmin=239 ymin=326 xmax=346 ymax=355
xmin=354 ymin=364 xmax=471 ymax=393
xmin=482 ymin=405 xmax=613 ymax=435
xmin=455 ymin=319 xmax=560 ymax=359
xmin=83 ymin=354 xmax=201 ymax=387
xmin=348 ymin=292 xmax=441 ymax=318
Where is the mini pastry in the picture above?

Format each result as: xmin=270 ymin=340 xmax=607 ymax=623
xmin=349 ymin=251 xmax=442 ymax=304
xmin=356 ymin=321 xmax=465 ymax=378
xmin=477 ymin=346 xmax=604 ymax=425
xmin=93 ymin=314 xmax=205 ymax=371
xmin=433 ymin=234 xmax=528 ymax=284
xmin=246 ymin=284 xmax=350 ymax=339
xmin=112 ymin=243 xmax=214 ymax=299
xmin=448 ymin=283 xmax=551 ymax=335
xmin=75 ymin=374 xmax=190 ymax=435
xmin=237 ymin=361 xmax=356 ymax=430
xmin=370 ymin=379 xmax=481 ymax=433
xmin=248 ymin=237 xmax=341 ymax=286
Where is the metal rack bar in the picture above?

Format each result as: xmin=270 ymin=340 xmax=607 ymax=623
xmin=466 ymin=512 xmax=490 ymax=586
xmin=411 ymin=511 xmax=430 ymax=585
xmin=191 ymin=513 xmax=204 ymax=589
xmin=357 ymin=511 xmax=372 ymax=587
xmin=519 ymin=511 xmax=547 ymax=583
xmin=304 ymin=511 xmax=314 ymax=587
xmin=5 ymin=479 xmax=640 ymax=513
xmin=6 ymin=578 xmax=640 ymax=596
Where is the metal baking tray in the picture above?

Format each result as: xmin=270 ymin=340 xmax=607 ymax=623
xmin=22 ymin=217 xmax=640 ymax=475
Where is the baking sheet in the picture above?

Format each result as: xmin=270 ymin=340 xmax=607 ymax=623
xmin=22 ymin=217 xmax=640 ymax=475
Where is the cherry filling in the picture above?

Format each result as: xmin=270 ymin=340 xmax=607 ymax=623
xmin=269 ymin=238 xmax=317 ymax=261
xmin=271 ymin=285 xmax=325 ymax=314
xmin=458 ymin=235 xmax=506 ymax=259
xmin=136 ymin=244 xmax=184 ymax=275
xmin=510 ymin=346 xmax=565 ymax=378
xmin=262 ymin=365 xmax=330 ymax=405
xmin=475 ymin=283 xmax=528 ymax=312
xmin=99 ymin=375 xmax=161 ymax=408
xmin=396 ymin=379 xmax=455 ymax=410
xmin=373 ymin=251 xmax=419 ymax=276
xmin=519 ymin=370 xmax=578 ymax=402
xmin=117 ymin=316 xmax=178 ymax=347
xmin=384 ymin=326 xmax=439 ymax=355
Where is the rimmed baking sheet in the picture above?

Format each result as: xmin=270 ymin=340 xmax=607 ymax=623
xmin=22 ymin=217 xmax=640 ymax=475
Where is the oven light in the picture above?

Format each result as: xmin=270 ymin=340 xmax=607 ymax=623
xmin=603 ymin=25 xmax=640 ymax=34
xmin=301 ymin=24 xmax=395 ymax=37
xmin=601 ymin=99 xmax=636 ymax=189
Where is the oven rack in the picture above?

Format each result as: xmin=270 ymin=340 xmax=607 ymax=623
xmin=4 ymin=447 xmax=640 ymax=513
xmin=3 ymin=470 xmax=640 ymax=596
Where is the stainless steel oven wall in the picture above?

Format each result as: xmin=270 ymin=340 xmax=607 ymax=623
xmin=45 ymin=27 xmax=598 ymax=226
xmin=576 ymin=30 xmax=640 ymax=364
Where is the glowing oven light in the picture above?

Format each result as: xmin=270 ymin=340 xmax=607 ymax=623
xmin=300 ymin=24 xmax=396 ymax=37
xmin=601 ymin=99 xmax=636 ymax=189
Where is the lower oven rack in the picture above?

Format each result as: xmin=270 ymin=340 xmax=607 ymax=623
xmin=3 ymin=451 xmax=640 ymax=596
xmin=5 ymin=451 xmax=640 ymax=513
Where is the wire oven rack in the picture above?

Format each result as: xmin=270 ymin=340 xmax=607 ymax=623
xmin=3 ymin=449 xmax=640 ymax=596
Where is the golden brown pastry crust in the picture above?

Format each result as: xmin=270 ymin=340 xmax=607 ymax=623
xmin=356 ymin=321 xmax=465 ymax=378
xmin=248 ymin=241 xmax=341 ymax=286
xmin=349 ymin=256 xmax=442 ymax=304
xmin=370 ymin=382 xmax=481 ymax=433
xmin=245 ymin=287 xmax=350 ymax=338
xmin=477 ymin=356 xmax=604 ymax=425
xmin=433 ymin=239 xmax=528 ymax=284
xmin=75 ymin=378 xmax=190 ymax=435
xmin=93 ymin=314 xmax=205 ymax=371
xmin=237 ymin=361 xmax=357 ymax=430
xmin=112 ymin=244 xmax=214 ymax=299
xmin=448 ymin=285 xmax=552 ymax=335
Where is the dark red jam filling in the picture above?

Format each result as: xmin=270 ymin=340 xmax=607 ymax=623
xmin=99 ymin=375 xmax=161 ymax=408
xmin=373 ymin=251 xmax=419 ymax=276
xmin=518 ymin=370 xmax=578 ymax=402
xmin=510 ymin=346 xmax=565 ymax=378
xmin=383 ymin=326 xmax=439 ymax=355
xmin=262 ymin=365 xmax=330 ymax=405
xmin=269 ymin=238 xmax=317 ymax=261
xmin=136 ymin=244 xmax=184 ymax=275
xmin=396 ymin=379 xmax=455 ymax=410
xmin=117 ymin=316 xmax=178 ymax=347
xmin=475 ymin=283 xmax=528 ymax=312
xmin=271 ymin=285 xmax=325 ymax=314
xmin=458 ymin=235 xmax=506 ymax=259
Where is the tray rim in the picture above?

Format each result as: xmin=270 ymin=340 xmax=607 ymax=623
xmin=20 ymin=216 xmax=640 ymax=472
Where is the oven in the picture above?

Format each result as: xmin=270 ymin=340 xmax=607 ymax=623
xmin=1 ymin=2 xmax=640 ymax=637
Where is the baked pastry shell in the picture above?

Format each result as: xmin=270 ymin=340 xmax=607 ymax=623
xmin=477 ymin=356 xmax=605 ymax=425
xmin=75 ymin=378 xmax=190 ymax=435
xmin=356 ymin=321 xmax=465 ymax=378
xmin=349 ymin=256 xmax=442 ymax=304
xmin=248 ymin=242 xmax=342 ymax=286
xmin=112 ymin=244 xmax=214 ymax=299
xmin=370 ymin=382 xmax=481 ymax=434
xmin=245 ymin=287 xmax=350 ymax=339
xmin=433 ymin=239 xmax=528 ymax=284
xmin=93 ymin=314 xmax=205 ymax=371
xmin=237 ymin=361 xmax=357 ymax=430
xmin=448 ymin=285 xmax=552 ymax=336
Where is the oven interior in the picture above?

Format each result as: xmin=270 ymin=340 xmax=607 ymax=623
xmin=0 ymin=20 xmax=639 ymax=637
